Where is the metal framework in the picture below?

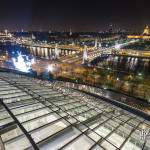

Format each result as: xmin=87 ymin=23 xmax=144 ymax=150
xmin=0 ymin=72 xmax=150 ymax=150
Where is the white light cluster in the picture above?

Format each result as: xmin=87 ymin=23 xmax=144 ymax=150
xmin=12 ymin=53 xmax=35 ymax=72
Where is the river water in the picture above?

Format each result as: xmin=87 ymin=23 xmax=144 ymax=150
xmin=92 ymin=55 xmax=150 ymax=76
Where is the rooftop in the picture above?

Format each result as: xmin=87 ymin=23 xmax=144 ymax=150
xmin=0 ymin=72 xmax=150 ymax=150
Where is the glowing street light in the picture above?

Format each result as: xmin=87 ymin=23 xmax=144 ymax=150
xmin=12 ymin=53 xmax=35 ymax=73
xmin=138 ymin=73 xmax=142 ymax=76
xmin=115 ymin=44 xmax=121 ymax=49
xmin=107 ymin=67 xmax=111 ymax=70
xmin=47 ymin=65 xmax=54 ymax=72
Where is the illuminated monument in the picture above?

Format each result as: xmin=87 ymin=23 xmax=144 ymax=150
xmin=69 ymin=28 xmax=72 ymax=36
xmin=55 ymin=43 xmax=60 ymax=58
xmin=128 ymin=26 xmax=150 ymax=40
xmin=82 ymin=45 xmax=88 ymax=64
xmin=143 ymin=25 xmax=150 ymax=35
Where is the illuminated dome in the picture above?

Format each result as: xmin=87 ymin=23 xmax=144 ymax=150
xmin=143 ymin=26 xmax=150 ymax=35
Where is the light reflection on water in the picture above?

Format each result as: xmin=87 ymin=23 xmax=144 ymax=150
xmin=97 ymin=55 xmax=150 ymax=75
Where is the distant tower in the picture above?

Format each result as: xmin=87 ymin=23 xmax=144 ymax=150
xmin=94 ymin=39 xmax=98 ymax=48
xmin=99 ymin=42 xmax=102 ymax=48
xmin=49 ymin=30 xmax=52 ymax=34
xmin=4 ymin=29 xmax=8 ymax=35
xmin=109 ymin=24 xmax=113 ymax=33
xmin=71 ymin=41 xmax=75 ymax=45
xmin=69 ymin=28 xmax=72 ymax=36
xmin=82 ymin=45 xmax=88 ymax=64
xmin=55 ymin=43 xmax=59 ymax=58
xmin=143 ymin=26 xmax=150 ymax=35
xmin=31 ymin=34 xmax=36 ymax=40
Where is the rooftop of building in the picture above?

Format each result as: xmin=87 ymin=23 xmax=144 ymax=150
xmin=0 ymin=71 xmax=150 ymax=150
xmin=127 ymin=26 xmax=150 ymax=40
xmin=143 ymin=26 xmax=150 ymax=35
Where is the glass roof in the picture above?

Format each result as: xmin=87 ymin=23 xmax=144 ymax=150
xmin=0 ymin=72 xmax=150 ymax=150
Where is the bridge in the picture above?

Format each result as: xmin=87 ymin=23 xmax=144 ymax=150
xmin=59 ymin=46 xmax=150 ymax=65
xmin=0 ymin=36 xmax=82 ymax=58
xmin=21 ymin=42 xmax=82 ymax=58
xmin=1 ymin=34 xmax=150 ymax=64
xmin=59 ymin=39 xmax=149 ymax=63
xmin=88 ymin=48 xmax=150 ymax=63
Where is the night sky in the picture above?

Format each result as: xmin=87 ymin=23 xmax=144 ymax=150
xmin=0 ymin=0 xmax=150 ymax=32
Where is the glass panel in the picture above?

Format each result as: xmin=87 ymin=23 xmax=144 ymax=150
xmin=1 ymin=92 xmax=27 ymax=99
xmin=39 ymin=127 xmax=81 ymax=150
xmin=107 ymin=131 xmax=125 ymax=148
xmin=11 ymin=103 xmax=44 ymax=115
xmin=87 ymin=130 xmax=101 ymax=142
xmin=16 ymin=108 xmax=51 ymax=123
xmin=31 ymin=119 xmax=69 ymax=143
xmin=94 ymin=125 xmax=111 ymax=138
xmin=91 ymin=145 xmax=104 ymax=150
xmin=63 ymin=135 xmax=94 ymax=150
xmin=122 ymin=123 xmax=149 ymax=150
xmin=101 ymin=140 xmax=117 ymax=150
xmin=1 ymin=125 xmax=23 ymax=142
xmin=0 ymin=118 xmax=13 ymax=127
xmin=87 ymin=116 xmax=108 ymax=129
xmin=4 ymin=135 xmax=32 ymax=150
xmin=23 ymin=113 xmax=60 ymax=132
xmin=0 ymin=110 xmax=9 ymax=120
xmin=144 ymin=141 xmax=150 ymax=150
xmin=4 ymin=95 xmax=32 ymax=104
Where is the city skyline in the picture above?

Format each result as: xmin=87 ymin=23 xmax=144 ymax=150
xmin=0 ymin=0 xmax=150 ymax=32
xmin=0 ymin=0 xmax=150 ymax=149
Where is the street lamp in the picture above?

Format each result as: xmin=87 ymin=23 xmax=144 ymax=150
xmin=115 ymin=44 xmax=121 ymax=49
xmin=138 ymin=73 xmax=142 ymax=76
xmin=47 ymin=65 xmax=54 ymax=72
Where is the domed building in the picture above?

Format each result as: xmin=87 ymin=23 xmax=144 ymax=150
xmin=127 ymin=26 xmax=150 ymax=40
xmin=143 ymin=26 xmax=150 ymax=35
